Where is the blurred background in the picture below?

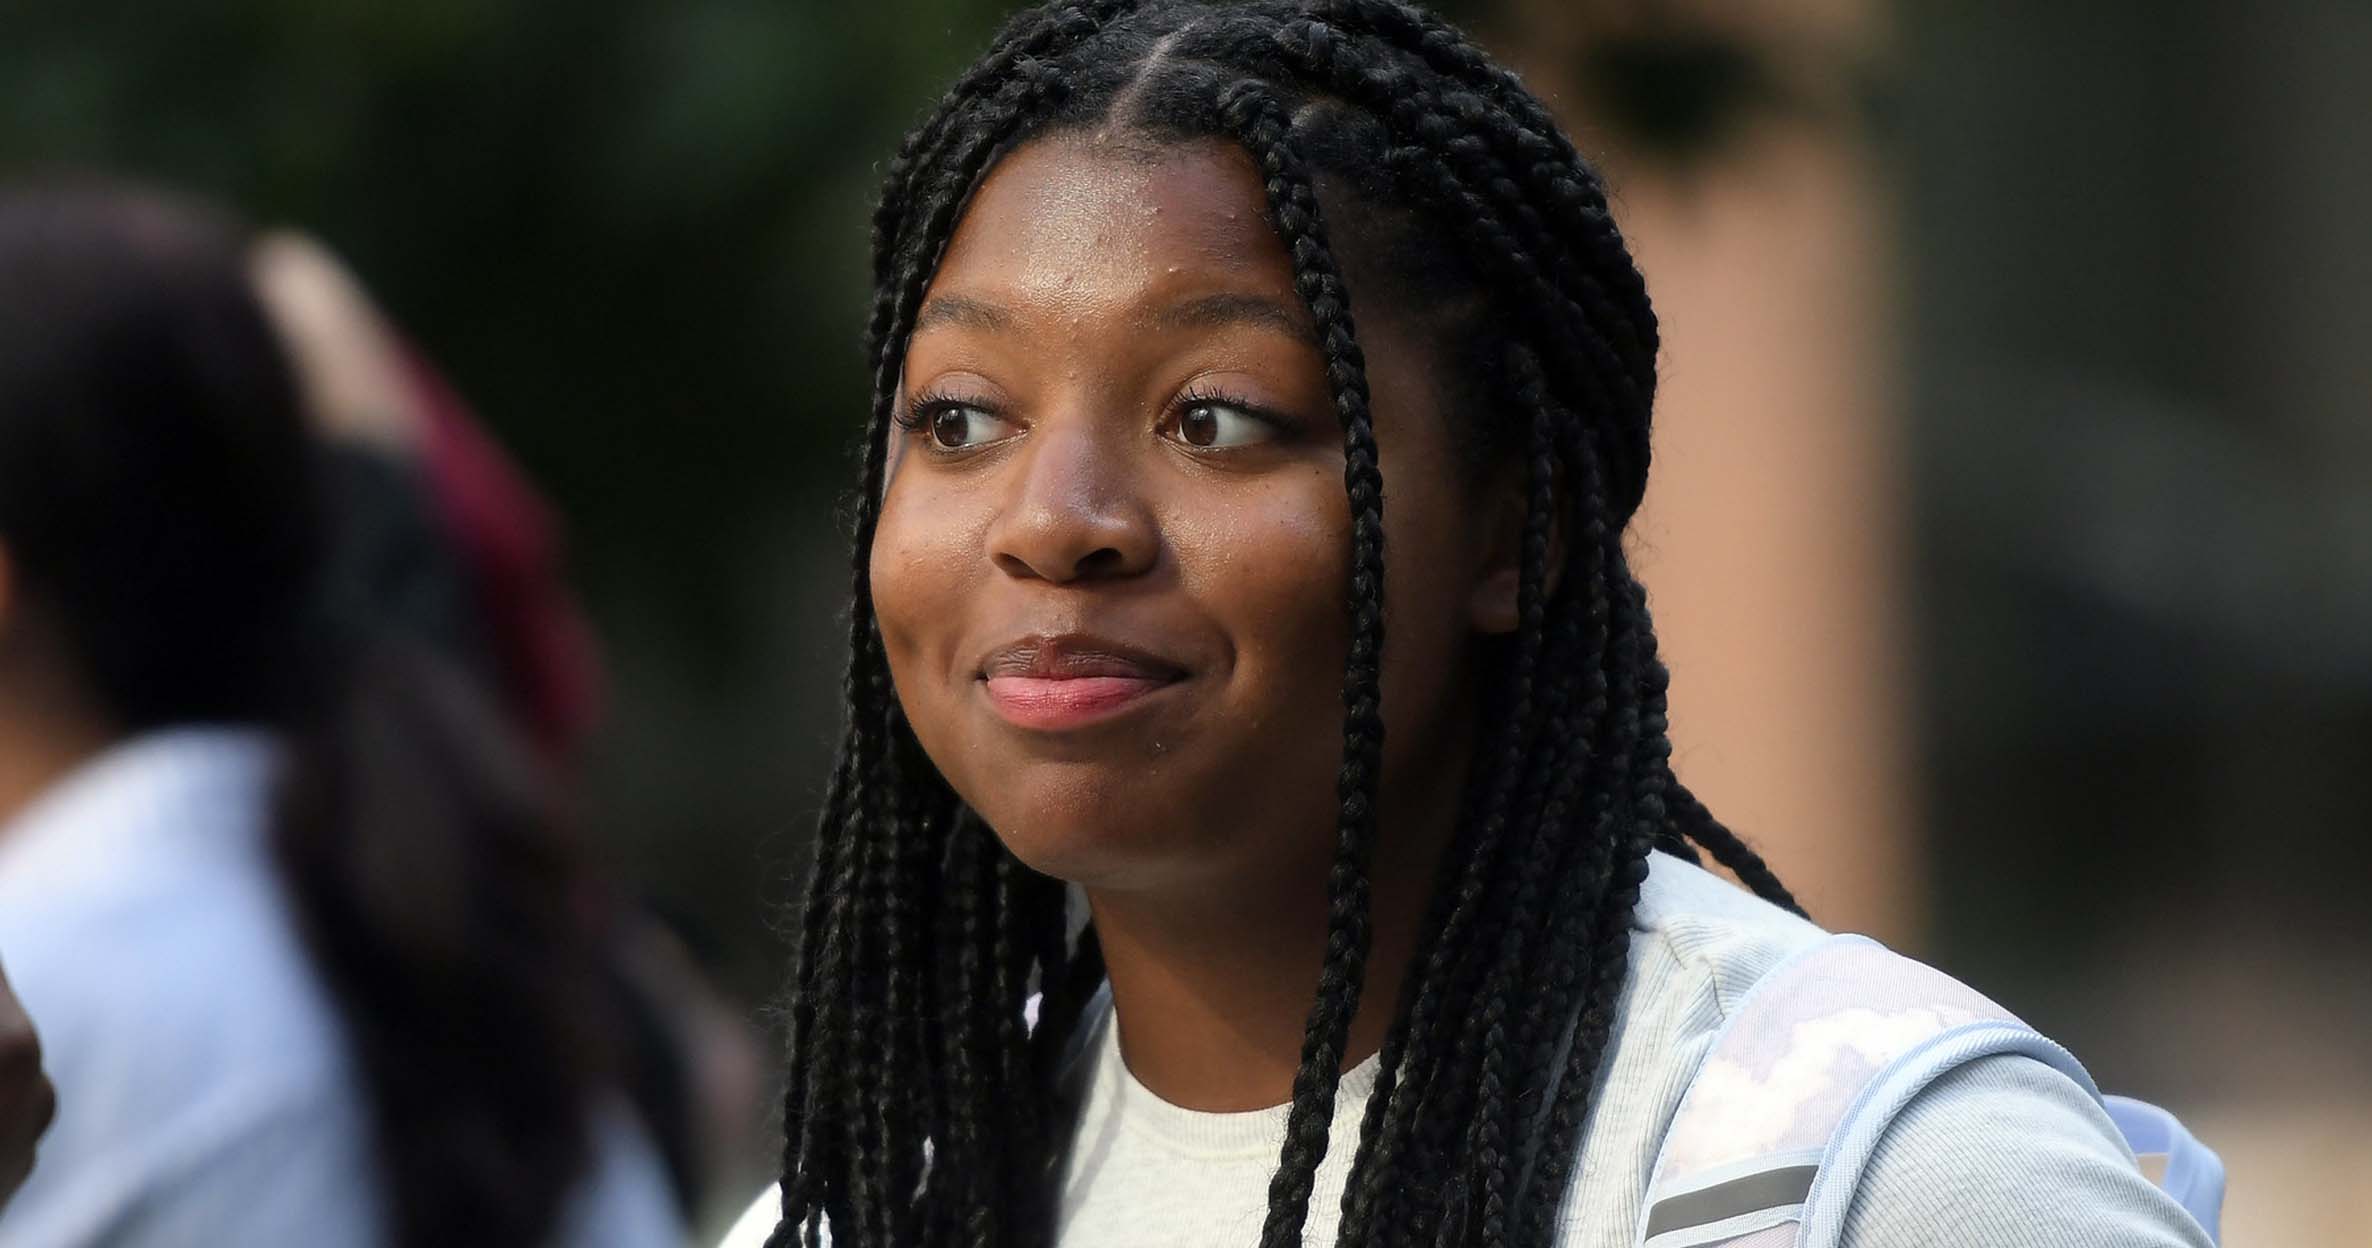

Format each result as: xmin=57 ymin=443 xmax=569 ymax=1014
xmin=3 ymin=0 xmax=2363 ymax=1240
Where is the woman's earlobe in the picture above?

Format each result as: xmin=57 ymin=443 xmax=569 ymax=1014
xmin=1470 ymin=562 xmax=1523 ymax=635
xmin=1468 ymin=467 xmax=1563 ymax=635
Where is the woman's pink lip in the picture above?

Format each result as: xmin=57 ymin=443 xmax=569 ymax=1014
xmin=983 ymin=673 xmax=1177 ymax=731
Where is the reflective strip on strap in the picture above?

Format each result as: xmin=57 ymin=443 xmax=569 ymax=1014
xmin=1640 ymin=1149 xmax=1825 ymax=1248
xmin=1643 ymin=1164 xmax=1817 ymax=1238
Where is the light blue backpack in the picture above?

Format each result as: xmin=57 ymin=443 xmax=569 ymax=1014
xmin=1630 ymin=935 xmax=2224 ymax=1248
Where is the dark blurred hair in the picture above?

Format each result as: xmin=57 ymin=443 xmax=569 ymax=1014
xmin=773 ymin=3 xmax=1799 ymax=1248
xmin=0 ymin=182 xmax=609 ymax=1248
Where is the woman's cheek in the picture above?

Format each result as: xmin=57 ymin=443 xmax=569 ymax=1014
xmin=1174 ymin=469 xmax=1352 ymax=689
xmin=870 ymin=473 xmax=980 ymax=691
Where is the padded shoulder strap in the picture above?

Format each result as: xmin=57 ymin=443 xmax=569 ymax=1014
xmin=1634 ymin=935 xmax=2094 ymax=1248
xmin=2100 ymin=1095 xmax=2226 ymax=1241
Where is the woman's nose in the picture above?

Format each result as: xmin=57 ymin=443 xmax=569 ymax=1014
xmin=983 ymin=424 xmax=1158 ymax=584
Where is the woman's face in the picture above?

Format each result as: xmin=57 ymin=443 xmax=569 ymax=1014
xmin=871 ymin=134 xmax=1514 ymax=898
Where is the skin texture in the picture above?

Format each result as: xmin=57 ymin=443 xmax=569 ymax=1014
xmin=0 ymin=954 xmax=55 ymax=1209
xmin=870 ymin=134 xmax=1527 ymax=1111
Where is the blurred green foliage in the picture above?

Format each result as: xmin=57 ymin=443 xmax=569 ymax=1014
xmin=3 ymin=0 xmax=1034 ymax=655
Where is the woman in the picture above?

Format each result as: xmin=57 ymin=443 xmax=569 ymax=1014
xmin=738 ymin=2 xmax=2218 ymax=1245
xmin=0 ymin=185 xmax=680 ymax=1247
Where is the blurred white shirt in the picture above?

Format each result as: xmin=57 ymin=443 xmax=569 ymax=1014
xmin=0 ymin=727 xmax=683 ymax=1247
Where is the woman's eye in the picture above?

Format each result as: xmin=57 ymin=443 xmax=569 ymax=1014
xmin=1167 ymin=400 xmax=1275 ymax=449
xmin=924 ymin=404 xmax=1015 ymax=449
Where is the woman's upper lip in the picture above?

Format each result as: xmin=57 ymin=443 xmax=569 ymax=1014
xmin=979 ymin=633 xmax=1189 ymax=681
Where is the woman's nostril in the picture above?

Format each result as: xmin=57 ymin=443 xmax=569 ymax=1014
xmin=1074 ymin=546 xmax=1129 ymax=579
xmin=987 ymin=493 xmax=1158 ymax=583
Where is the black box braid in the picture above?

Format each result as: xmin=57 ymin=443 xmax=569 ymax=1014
xmin=770 ymin=4 xmax=1804 ymax=1247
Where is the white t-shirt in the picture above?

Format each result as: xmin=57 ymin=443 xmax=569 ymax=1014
xmin=0 ymin=728 xmax=684 ymax=1248
xmin=722 ymin=852 xmax=2212 ymax=1247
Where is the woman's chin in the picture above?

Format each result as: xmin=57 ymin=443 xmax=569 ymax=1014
xmin=979 ymin=802 xmax=1227 ymax=893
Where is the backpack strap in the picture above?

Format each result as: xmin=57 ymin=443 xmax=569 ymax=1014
xmin=2099 ymin=1094 xmax=2226 ymax=1238
xmin=1635 ymin=935 xmax=2130 ymax=1248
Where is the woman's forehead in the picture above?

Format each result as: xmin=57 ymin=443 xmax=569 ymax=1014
xmin=923 ymin=134 xmax=1298 ymax=326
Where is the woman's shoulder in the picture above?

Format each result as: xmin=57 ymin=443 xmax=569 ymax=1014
xmin=1558 ymin=853 xmax=2211 ymax=1248
xmin=1530 ymin=853 xmax=1827 ymax=1240
xmin=1821 ymin=1053 xmax=2212 ymax=1247
xmin=1624 ymin=849 xmax=1832 ymax=1025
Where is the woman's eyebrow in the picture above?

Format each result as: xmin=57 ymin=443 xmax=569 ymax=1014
xmin=911 ymin=290 xmax=1314 ymax=340
xmin=1140 ymin=292 xmax=1313 ymax=340
xmin=912 ymin=293 xmax=1013 ymax=335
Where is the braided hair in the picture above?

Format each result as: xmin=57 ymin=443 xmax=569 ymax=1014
xmin=772 ymin=4 xmax=1802 ymax=1246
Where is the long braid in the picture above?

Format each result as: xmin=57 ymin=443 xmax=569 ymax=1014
xmin=1248 ymin=37 xmax=1647 ymax=1245
xmin=929 ymin=812 xmax=988 ymax=1248
xmin=1298 ymin=86 xmax=1610 ymax=1248
xmin=1359 ymin=157 xmax=1609 ymax=1241
xmin=1516 ymin=577 xmax=1659 ymax=1248
xmin=1376 ymin=355 xmax=1588 ymax=1248
xmin=985 ymin=850 xmax=1036 ymax=1239
xmin=1216 ymin=78 xmax=1392 ymax=1248
xmin=839 ymin=710 xmax=896 ymax=1245
xmin=1505 ymin=420 xmax=1621 ymax=1204
xmin=1213 ymin=30 xmax=1676 ymax=1244
xmin=771 ymin=756 xmax=861 ymax=1248
xmin=1460 ymin=358 xmax=1582 ymax=1248
xmin=1332 ymin=370 xmax=1558 ymax=1245
xmin=1662 ymin=774 xmax=1804 ymax=914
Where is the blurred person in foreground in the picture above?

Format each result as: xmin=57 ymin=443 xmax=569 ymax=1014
xmin=247 ymin=227 xmax=771 ymax=1229
xmin=0 ymin=184 xmax=682 ymax=1247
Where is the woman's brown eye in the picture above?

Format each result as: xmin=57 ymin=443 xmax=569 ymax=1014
xmin=1179 ymin=405 xmax=1219 ymax=447
xmin=930 ymin=407 xmax=971 ymax=448
xmin=1165 ymin=399 xmax=1274 ymax=450
xmin=924 ymin=404 xmax=1013 ymax=449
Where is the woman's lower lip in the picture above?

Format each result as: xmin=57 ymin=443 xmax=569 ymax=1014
xmin=982 ymin=674 xmax=1176 ymax=731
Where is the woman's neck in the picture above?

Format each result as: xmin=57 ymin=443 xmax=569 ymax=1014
xmin=1084 ymin=761 xmax=1467 ymax=1114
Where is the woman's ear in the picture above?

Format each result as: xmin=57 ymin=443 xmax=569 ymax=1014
xmin=1468 ymin=459 xmax=1563 ymax=635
